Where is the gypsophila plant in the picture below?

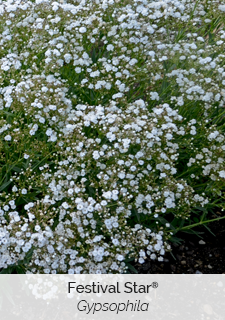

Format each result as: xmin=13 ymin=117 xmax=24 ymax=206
xmin=0 ymin=0 xmax=225 ymax=274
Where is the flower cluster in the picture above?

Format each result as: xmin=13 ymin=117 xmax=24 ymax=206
xmin=0 ymin=0 xmax=225 ymax=273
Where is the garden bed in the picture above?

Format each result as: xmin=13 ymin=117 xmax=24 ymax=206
xmin=0 ymin=0 xmax=225 ymax=274
xmin=134 ymin=217 xmax=225 ymax=274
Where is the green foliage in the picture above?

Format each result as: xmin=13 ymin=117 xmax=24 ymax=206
xmin=0 ymin=0 xmax=225 ymax=274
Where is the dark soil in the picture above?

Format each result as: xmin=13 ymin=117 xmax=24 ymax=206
xmin=134 ymin=217 xmax=225 ymax=274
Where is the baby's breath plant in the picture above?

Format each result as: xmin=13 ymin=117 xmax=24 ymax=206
xmin=0 ymin=0 xmax=225 ymax=274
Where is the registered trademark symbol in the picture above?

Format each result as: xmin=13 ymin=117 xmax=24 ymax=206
xmin=152 ymin=282 xmax=158 ymax=288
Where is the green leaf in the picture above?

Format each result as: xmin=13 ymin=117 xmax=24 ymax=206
xmin=0 ymin=110 xmax=15 ymax=117
xmin=169 ymin=236 xmax=184 ymax=245
xmin=203 ymin=224 xmax=216 ymax=237
xmin=0 ymin=266 xmax=14 ymax=274
xmin=194 ymin=206 xmax=207 ymax=212
xmin=131 ymin=208 xmax=140 ymax=222
xmin=15 ymin=266 xmax=26 ymax=274
xmin=169 ymin=251 xmax=176 ymax=260
xmin=0 ymin=180 xmax=12 ymax=192
xmin=124 ymin=257 xmax=135 ymax=263
xmin=156 ymin=216 xmax=170 ymax=225
xmin=23 ymin=247 xmax=35 ymax=265
xmin=86 ymin=186 xmax=96 ymax=197
xmin=181 ymin=229 xmax=204 ymax=238
xmin=12 ymin=166 xmax=22 ymax=173
xmin=126 ymin=263 xmax=138 ymax=274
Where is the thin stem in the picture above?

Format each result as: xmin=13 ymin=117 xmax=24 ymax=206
xmin=169 ymin=215 xmax=225 ymax=233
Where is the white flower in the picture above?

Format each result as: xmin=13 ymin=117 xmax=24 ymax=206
xmin=49 ymin=135 xmax=57 ymax=142
xmin=138 ymin=258 xmax=145 ymax=264
xmin=1 ymin=64 xmax=10 ymax=71
xmin=112 ymin=222 xmax=119 ymax=228
xmin=68 ymin=188 xmax=74 ymax=195
xmin=219 ymin=171 xmax=225 ymax=178
xmin=24 ymin=154 xmax=30 ymax=159
xmin=106 ymin=132 xmax=116 ymax=141
xmin=92 ymin=151 xmax=100 ymax=160
xmin=62 ymin=202 xmax=69 ymax=209
xmin=75 ymin=67 xmax=81 ymax=73
xmin=77 ymin=203 xmax=83 ymax=210
xmin=166 ymin=133 xmax=173 ymax=140
xmin=129 ymin=58 xmax=138 ymax=66
xmin=148 ymin=50 xmax=155 ymax=57
xmin=90 ymin=70 xmax=100 ymax=77
xmin=4 ymin=135 xmax=12 ymax=141
xmin=150 ymin=92 xmax=159 ymax=100
xmin=79 ymin=27 xmax=87 ymax=33
xmin=112 ymin=239 xmax=119 ymax=246
xmin=219 ymin=5 xmax=225 ymax=12
xmin=9 ymin=200 xmax=15 ymax=206
xmin=118 ymin=172 xmax=125 ymax=179
xmin=117 ymin=254 xmax=124 ymax=261
xmin=24 ymin=202 xmax=34 ymax=210
xmin=106 ymin=44 xmax=114 ymax=51
xmin=35 ymin=225 xmax=41 ymax=231
xmin=12 ymin=186 xmax=18 ymax=192
xmin=46 ymin=129 xmax=53 ymax=136
xmin=102 ymin=191 xmax=112 ymax=199
xmin=29 ymin=129 xmax=35 ymax=136
xmin=64 ymin=53 xmax=72 ymax=63
xmin=112 ymin=92 xmax=123 ymax=99
xmin=165 ymin=223 xmax=170 ymax=227
xmin=208 ymin=131 xmax=219 ymax=141
xmin=21 ymin=189 xmax=27 ymax=195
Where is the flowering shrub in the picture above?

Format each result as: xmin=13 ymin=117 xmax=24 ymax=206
xmin=0 ymin=0 xmax=225 ymax=274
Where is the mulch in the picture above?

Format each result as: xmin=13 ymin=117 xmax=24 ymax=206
xmin=134 ymin=217 xmax=225 ymax=274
